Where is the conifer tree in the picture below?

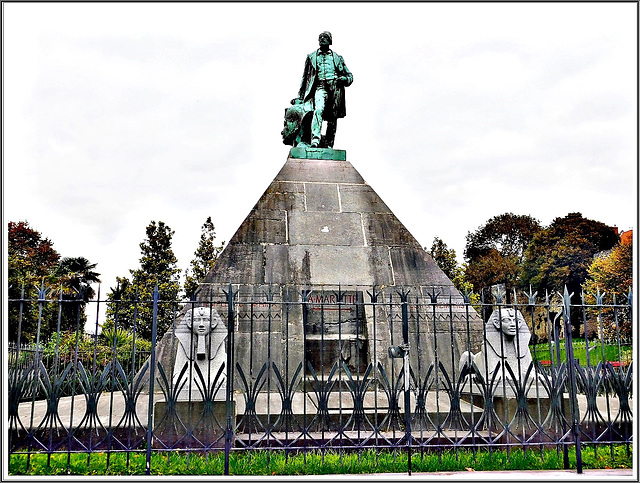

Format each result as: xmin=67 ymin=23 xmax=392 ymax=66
xmin=184 ymin=216 xmax=225 ymax=299
xmin=106 ymin=221 xmax=181 ymax=340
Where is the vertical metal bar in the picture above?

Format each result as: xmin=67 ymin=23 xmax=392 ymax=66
xmin=581 ymin=292 xmax=592 ymax=367
xmin=249 ymin=286 xmax=255 ymax=376
xmin=429 ymin=287 xmax=442 ymax=460
xmin=301 ymin=290 xmax=310 ymax=459
xmin=512 ymin=289 xmax=526 ymax=447
xmin=494 ymin=296 xmax=510 ymax=459
xmin=480 ymin=290 xmax=493 ymax=450
xmin=462 ymin=289 xmax=476 ymax=457
xmin=612 ymin=293 xmax=623 ymax=367
xmin=337 ymin=286 xmax=344 ymax=445
xmin=27 ymin=283 xmax=47 ymax=469
xmin=562 ymin=287 xmax=583 ymax=473
xmin=224 ymin=284 xmax=235 ymax=476
xmin=526 ymin=287 xmax=543 ymax=458
xmin=399 ymin=289 xmax=412 ymax=476
xmin=284 ymin=290 xmax=291 ymax=459
xmin=447 ymin=294 xmax=457 ymax=448
xmin=47 ymin=288 xmax=64 ymax=464
xmin=265 ymin=286 xmax=273 ymax=457
xmin=367 ymin=286 xmax=380 ymax=449
xmin=127 ymin=288 xmax=140 ymax=468
xmin=66 ymin=285 xmax=85 ymax=473
xmin=145 ymin=285 xmax=159 ymax=475
xmin=104 ymin=285 xmax=118 ymax=469
xmin=594 ymin=289 xmax=613 ymax=456
xmin=9 ymin=284 xmax=26 ymax=460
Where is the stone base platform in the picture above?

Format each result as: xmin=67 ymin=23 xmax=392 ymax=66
xmin=15 ymin=391 xmax=621 ymax=432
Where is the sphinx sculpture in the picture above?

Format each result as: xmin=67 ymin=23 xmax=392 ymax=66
xmin=172 ymin=306 xmax=227 ymax=401
xmin=459 ymin=307 xmax=533 ymax=384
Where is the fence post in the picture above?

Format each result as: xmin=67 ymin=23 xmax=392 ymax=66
xmin=145 ymin=285 xmax=159 ymax=475
xmin=562 ymin=286 xmax=583 ymax=474
xmin=224 ymin=284 xmax=236 ymax=476
xmin=399 ymin=289 xmax=412 ymax=476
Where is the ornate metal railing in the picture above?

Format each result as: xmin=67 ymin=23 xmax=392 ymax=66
xmin=7 ymin=284 xmax=633 ymax=475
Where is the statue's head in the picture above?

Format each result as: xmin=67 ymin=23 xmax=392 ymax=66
xmin=186 ymin=307 xmax=218 ymax=336
xmin=489 ymin=308 xmax=526 ymax=339
xmin=318 ymin=31 xmax=332 ymax=46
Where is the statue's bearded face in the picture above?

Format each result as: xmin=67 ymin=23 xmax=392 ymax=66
xmin=282 ymin=106 xmax=304 ymax=145
xmin=318 ymin=33 xmax=331 ymax=47
xmin=282 ymin=118 xmax=299 ymax=143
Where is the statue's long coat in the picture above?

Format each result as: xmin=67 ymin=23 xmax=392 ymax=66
xmin=297 ymin=49 xmax=353 ymax=119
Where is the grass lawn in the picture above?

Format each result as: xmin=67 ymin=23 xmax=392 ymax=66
xmin=530 ymin=339 xmax=632 ymax=367
xmin=9 ymin=445 xmax=632 ymax=476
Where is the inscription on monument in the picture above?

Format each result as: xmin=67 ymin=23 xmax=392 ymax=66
xmin=304 ymin=291 xmax=368 ymax=373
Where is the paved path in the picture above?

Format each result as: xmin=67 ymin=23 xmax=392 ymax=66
xmin=16 ymin=391 xmax=623 ymax=430
xmin=359 ymin=469 xmax=635 ymax=480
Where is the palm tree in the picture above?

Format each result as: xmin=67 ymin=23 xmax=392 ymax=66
xmin=56 ymin=257 xmax=101 ymax=300
xmin=54 ymin=257 xmax=101 ymax=332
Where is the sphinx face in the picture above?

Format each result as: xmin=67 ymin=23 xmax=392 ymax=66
xmin=491 ymin=308 xmax=523 ymax=339
xmin=187 ymin=308 xmax=215 ymax=336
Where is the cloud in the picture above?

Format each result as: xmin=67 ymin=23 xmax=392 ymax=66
xmin=4 ymin=2 xmax=637 ymax=310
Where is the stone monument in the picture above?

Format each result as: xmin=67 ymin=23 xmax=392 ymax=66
xmin=460 ymin=307 xmax=533 ymax=384
xmin=459 ymin=308 xmax=561 ymax=428
xmin=148 ymin=33 xmax=484 ymax=429
xmin=172 ymin=306 xmax=227 ymax=401
xmin=151 ymin=306 xmax=230 ymax=447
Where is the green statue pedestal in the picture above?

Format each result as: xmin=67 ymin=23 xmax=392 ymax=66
xmin=289 ymin=147 xmax=346 ymax=161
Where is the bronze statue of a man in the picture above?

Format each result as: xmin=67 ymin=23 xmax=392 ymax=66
xmin=292 ymin=31 xmax=353 ymax=148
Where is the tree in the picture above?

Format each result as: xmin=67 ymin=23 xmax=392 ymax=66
xmin=583 ymin=241 xmax=633 ymax=341
xmin=520 ymin=212 xmax=619 ymax=336
xmin=464 ymin=213 xmax=541 ymax=293
xmin=584 ymin=242 xmax=633 ymax=297
xmin=464 ymin=213 xmax=542 ymax=261
xmin=464 ymin=248 xmax=519 ymax=292
xmin=8 ymin=222 xmax=101 ymax=343
xmin=428 ymin=237 xmax=459 ymax=282
xmin=520 ymin=213 xmax=619 ymax=292
xmin=184 ymin=216 xmax=225 ymax=299
xmin=8 ymin=221 xmax=61 ymax=342
xmin=8 ymin=221 xmax=60 ymax=283
xmin=427 ymin=237 xmax=478 ymax=305
xmin=106 ymin=221 xmax=181 ymax=340
xmin=54 ymin=257 xmax=102 ymax=332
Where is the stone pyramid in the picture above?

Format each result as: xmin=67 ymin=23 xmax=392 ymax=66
xmin=201 ymin=153 xmax=461 ymax=295
xmin=191 ymin=150 xmax=483 ymax=381
xmin=148 ymin=150 xmax=483 ymax=401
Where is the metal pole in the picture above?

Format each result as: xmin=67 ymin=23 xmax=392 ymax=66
xmin=399 ymin=289 xmax=412 ymax=476
xmin=562 ymin=286 xmax=583 ymax=474
xmin=145 ymin=285 xmax=159 ymax=475
xmin=224 ymin=284 xmax=235 ymax=476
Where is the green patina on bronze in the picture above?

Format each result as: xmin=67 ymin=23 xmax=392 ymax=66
xmin=289 ymin=147 xmax=346 ymax=161
xmin=281 ymin=31 xmax=353 ymax=157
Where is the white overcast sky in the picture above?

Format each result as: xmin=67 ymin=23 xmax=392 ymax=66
xmin=3 ymin=2 xmax=638 ymax=324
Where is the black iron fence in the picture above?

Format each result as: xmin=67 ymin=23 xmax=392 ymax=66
xmin=7 ymin=284 xmax=633 ymax=475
